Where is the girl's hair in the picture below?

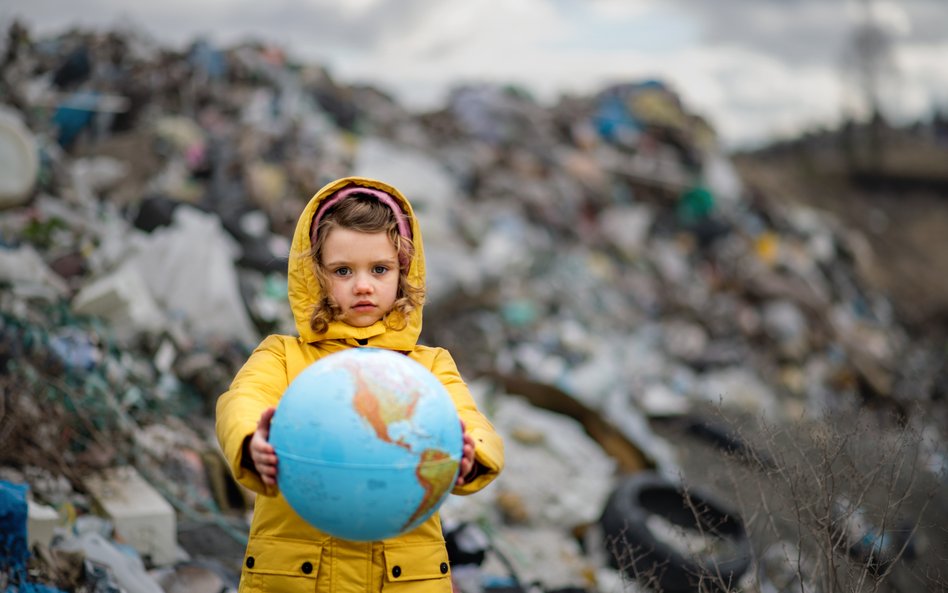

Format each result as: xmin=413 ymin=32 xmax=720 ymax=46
xmin=308 ymin=193 xmax=424 ymax=334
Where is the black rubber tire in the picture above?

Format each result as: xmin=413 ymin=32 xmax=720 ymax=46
xmin=599 ymin=471 xmax=751 ymax=592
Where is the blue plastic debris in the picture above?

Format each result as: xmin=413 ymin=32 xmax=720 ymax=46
xmin=47 ymin=328 xmax=100 ymax=372
xmin=51 ymin=91 xmax=98 ymax=148
xmin=0 ymin=480 xmax=68 ymax=593
xmin=0 ymin=480 xmax=29 ymax=570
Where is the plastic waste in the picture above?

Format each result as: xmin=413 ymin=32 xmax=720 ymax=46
xmin=1 ymin=480 xmax=30 ymax=571
xmin=832 ymin=496 xmax=917 ymax=573
xmin=0 ymin=107 xmax=39 ymax=208
xmin=0 ymin=480 xmax=68 ymax=592
xmin=56 ymin=531 xmax=166 ymax=593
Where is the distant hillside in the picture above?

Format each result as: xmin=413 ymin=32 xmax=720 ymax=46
xmin=732 ymin=121 xmax=948 ymax=341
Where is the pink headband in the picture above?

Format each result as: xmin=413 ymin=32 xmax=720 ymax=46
xmin=311 ymin=187 xmax=411 ymax=242
xmin=311 ymin=186 xmax=412 ymax=266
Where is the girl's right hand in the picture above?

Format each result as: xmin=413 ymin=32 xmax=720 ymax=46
xmin=250 ymin=407 xmax=278 ymax=485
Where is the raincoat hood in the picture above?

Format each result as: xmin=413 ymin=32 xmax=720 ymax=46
xmin=288 ymin=177 xmax=425 ymax=349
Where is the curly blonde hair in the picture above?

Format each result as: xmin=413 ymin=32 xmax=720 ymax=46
xmin=308 ymin=193 xmax=424 ymax=334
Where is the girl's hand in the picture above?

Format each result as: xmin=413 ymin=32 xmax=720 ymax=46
xmin=455 ymin=420 xmax=477 ymax=486
xmin=250 ymin=407 xmax=278 ymax=485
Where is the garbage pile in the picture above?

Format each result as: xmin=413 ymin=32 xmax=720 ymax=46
xmin=1 ymin=22 xmax=946 ymax=593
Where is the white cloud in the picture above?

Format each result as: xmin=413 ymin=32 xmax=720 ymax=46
xmin=328 ymin=0 xmax=387 ymax=18
xmin=379 ymin=0 xmax=563 ymax=58
xmin=627 ymin=47 xmax=843 ymax=148
xmin=586 ymin=0 xmax=654 ymax=20
xmin=895 ymin=42 xmax=948 ymax=113
xmin=871 ymin=1 xmax=913 ymax=36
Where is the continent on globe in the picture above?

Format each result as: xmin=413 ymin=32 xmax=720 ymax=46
xmin=348 ymin=361 xmax=420 ymax=450
xmin=405 ymin=449 xmax=458 ymax=530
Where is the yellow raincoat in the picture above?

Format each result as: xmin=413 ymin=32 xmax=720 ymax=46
xmin=216 ymin=177 xmax=504 ymax=592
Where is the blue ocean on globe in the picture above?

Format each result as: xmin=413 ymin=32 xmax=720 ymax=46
xmin=269 ymin=347 xmax=463 ymax=541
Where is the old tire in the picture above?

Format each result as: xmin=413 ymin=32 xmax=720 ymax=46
xmin=599 ymin=471 xmax=751 ymax=592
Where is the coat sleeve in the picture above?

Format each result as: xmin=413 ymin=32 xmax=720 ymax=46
xmin=215 ymin=334 xmax=288 ymax=497
xmin=430 ymin=348 xmax=504 ymax=495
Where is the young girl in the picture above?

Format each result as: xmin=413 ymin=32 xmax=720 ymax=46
xmin=216 ymin=177 xmax=504 ymax=592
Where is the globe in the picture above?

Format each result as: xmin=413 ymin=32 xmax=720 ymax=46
xmin=269 ymin=347 xmax=463 ymax=541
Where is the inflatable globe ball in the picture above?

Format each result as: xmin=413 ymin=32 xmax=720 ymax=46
xmin=269 ymin=348 xmax=463 ymax=541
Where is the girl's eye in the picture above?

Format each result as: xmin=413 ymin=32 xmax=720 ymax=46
xmin=334 ymin=267 xmax=351 ymax=277
xmin=373 ymin=265 xmax=389 ymax=274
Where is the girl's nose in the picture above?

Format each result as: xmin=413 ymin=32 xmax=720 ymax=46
xmin=353 ymin=274 xmax=373 ymax=293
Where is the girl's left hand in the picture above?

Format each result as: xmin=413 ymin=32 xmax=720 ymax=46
xmin=455 ymin=420 xmax=477 ymax=486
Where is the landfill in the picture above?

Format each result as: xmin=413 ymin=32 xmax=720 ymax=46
xmin=1 ymin=22 xmax=946 ymax=593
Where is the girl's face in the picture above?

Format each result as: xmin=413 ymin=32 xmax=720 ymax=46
xmin=320 ymin=227 xmax=400 ymax=327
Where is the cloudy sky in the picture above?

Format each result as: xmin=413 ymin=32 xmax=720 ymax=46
xmin=6 ymin=0 xmax=947 ymax=148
